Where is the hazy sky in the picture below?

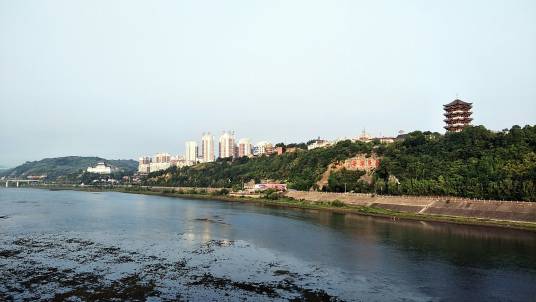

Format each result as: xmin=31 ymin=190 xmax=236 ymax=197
xmin=1 ymin=0 xmax=535 ymax=166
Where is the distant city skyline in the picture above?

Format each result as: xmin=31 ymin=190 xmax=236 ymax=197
xmin=1 ymin=0 xmax=535 ymax=167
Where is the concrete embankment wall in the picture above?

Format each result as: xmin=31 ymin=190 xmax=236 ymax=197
xmin=142 ymin=186 xmax=223 ymax=193
xmin=285 ymin=191 xmax=536 ymax=222
xmin=423 ymin=200 xmax=536 ymax=222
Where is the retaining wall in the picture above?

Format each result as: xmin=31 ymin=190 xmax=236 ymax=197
xmin=285 ymin=191 xmax=536 ymax=222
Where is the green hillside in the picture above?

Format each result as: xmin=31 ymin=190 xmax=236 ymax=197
xmin=148 ymin=140 xmax=373 ymax=190
xmin=1 ymin=156 xmax=138 ymax=180
xmin=147 ymin=125 xmax=536 ymax=201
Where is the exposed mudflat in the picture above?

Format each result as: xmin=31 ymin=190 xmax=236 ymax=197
xmin=0 ymin=232 xmax=342 ymax=301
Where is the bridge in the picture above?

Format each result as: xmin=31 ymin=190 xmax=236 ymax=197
xmin=3 ymin=179 xmax=42 ymax=188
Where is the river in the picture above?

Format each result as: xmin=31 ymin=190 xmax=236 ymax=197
xmin=0 ymin=188 xmax=535 ymax=301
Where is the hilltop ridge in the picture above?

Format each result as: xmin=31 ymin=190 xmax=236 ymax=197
xmin=1 ymin=156 xmax=137 ymax=180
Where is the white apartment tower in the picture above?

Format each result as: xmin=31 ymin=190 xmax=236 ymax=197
xmin=219 ymin=131 xmax=236 ymax=159
xmin=138 ymin=156 xmax=152 ymax=173
xmin=238 ymin=138 xmax=253 ymax=157
xmin=185 ymin=141 xmax=198 ymax=163
xmin=201 ymin=132 xmax=215 ymax=162
xmin=253 ymin=141 xmax=273 ymax=156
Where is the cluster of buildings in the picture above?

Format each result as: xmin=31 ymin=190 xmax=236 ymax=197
xmin=138 ymin=131 xmax=278 ymax=174
xmin=306 ymin=131 xmax=399 ymax=151
xmin=137 ymin=130 xmax=401 ymax=174
xmin=137 ymin=99 xmax=474 ymax=174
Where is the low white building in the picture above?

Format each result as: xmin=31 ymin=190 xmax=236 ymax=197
xmin=87 ymin=162 xmax=116 ymax=174
xmin=149 ymin=162 xmax=171 ymax=172
xmin=307 ymin=139 xmax=332 ymax=150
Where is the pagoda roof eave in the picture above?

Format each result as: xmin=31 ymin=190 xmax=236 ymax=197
xmin=443 ymin=99 xmax=473 ymax=107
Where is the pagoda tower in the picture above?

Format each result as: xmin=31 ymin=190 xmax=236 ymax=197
xmin=443 ymin=99 xmax=473 ymax=132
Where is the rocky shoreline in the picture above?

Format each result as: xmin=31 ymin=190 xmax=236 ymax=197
xmin=0 ymin=233 xmax=340 ymax=301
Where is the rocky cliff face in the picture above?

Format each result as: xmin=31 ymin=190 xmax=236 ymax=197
xmin=316 ymin=154 xmax=381 ymax=189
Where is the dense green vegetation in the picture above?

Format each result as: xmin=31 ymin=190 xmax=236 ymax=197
xmin=375 ymin=125 xmax=536 ymax=201
xmin=147 ymin=140 xmax=373 ymax=190
xmin=147 ymin=125 xmax=536 ymax=201
xmin=1 ymin=156 xmax=138 ymax=180
xmin=327 ymin=169 xmax=367 ymax=193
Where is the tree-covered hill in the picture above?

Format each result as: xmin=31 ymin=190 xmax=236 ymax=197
xmin=148 ymin=140 xmax=374 ymax=190
xmin=147 ymin=125 xmax=536 ymax=201
xmin=1 ymin=156 xmax=138 ymax=180
xmin=375 ymin=125 xmax=536 ymax=201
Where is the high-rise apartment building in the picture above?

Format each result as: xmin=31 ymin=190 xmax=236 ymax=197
xmin=201 ymin=132 xmax=215 ymax=162
xmin=185 ymin=141 xmax=198 ymax=163
xmin=238 ymin=138 xmax=253 ymax=157
xmin=219 ymin=131 xmax=236 ymax=159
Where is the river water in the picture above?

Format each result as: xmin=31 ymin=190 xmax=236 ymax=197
xmin=0 ymin=188 xmax=535 ymax=301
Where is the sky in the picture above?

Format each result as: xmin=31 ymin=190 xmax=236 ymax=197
xmin=1 ymin=0 xmax=535 ymax=167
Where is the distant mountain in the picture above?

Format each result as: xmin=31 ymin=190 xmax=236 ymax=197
xmin=0 ymin=156 xmax=138 ymax=179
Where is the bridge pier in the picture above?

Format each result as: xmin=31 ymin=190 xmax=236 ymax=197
xmin=3 ymin=179 xmax=41 ymax=188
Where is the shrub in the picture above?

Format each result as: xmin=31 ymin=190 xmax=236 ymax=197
xmin=330 ymin=200 xmax=345 ymax=207
xmin=211 ymin=188 xmax=230 ymax=196
xmin=263 ymin=189 xmax=280 ymax=200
